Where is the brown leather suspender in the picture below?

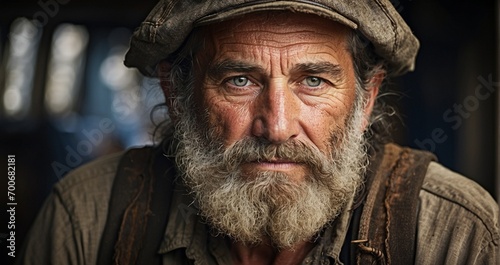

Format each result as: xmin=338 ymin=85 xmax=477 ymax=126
xmin=353 ymin=143 xmax=436 ymax=265
xmin=97 ymin=146 xmax=175 ymax=265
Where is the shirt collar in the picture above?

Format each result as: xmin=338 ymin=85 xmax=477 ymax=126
xmin=158 ymin=181 xmax=202 ymax=254
xmin=314 ymin=193 xmax=357 ymax=264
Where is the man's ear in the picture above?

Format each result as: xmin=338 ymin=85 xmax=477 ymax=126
xmin=158 ymin=60 xmax=177 ymax=121
xmin=361 ymin=71 xmax=384 ymax=131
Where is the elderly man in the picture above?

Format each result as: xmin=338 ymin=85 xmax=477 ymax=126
xmin=18 ymin=0 xmax=498 ymax=264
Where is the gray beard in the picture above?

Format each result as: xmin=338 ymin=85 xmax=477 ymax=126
xmin=172 ymin=96 xmax=368 ymax=249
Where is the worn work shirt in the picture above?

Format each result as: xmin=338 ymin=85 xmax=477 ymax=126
xmin=17 ymin=150 xmax=499 ymax=264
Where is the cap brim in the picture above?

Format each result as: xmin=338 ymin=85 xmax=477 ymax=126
xmin=194 ymin=0 xmax=358 ymax=30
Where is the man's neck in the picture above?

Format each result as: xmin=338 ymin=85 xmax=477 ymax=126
xmin=229 ymin=239 xmax=315 ymax=265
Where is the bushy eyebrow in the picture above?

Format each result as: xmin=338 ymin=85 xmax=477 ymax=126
xmin=292 ymin=62 xmax=343 ymax=79
xmin=206 ymin=59 xmax=265 ymax=81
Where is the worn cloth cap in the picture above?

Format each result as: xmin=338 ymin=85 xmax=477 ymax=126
xmin=125 ymin=0 xmax=419 ymax=77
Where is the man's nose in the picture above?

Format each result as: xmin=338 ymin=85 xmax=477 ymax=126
xmin=251 ymin=80 xmax=300 ymax=143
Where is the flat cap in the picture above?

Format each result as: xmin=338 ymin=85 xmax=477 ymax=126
xmin=125 ymin=0 xmax=419 ymax=77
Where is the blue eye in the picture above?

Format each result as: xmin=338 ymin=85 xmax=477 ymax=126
xmin=304 ymin=76 xmax=323 ymax=87
xmin=230 ymin=76 xmax=250 ymax=87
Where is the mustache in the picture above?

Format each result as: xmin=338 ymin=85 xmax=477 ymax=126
xmin=220 ymin=138 xmax=334 ymax=176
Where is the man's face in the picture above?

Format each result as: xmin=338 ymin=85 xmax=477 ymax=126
xmin=169 ymin=11 xmax=371 ymax=249
xmin=194 ymin=12 xmax=358 ymax=182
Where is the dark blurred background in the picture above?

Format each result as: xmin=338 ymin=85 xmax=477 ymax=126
xmin=0 ymin=0 xmax=498 ymax=263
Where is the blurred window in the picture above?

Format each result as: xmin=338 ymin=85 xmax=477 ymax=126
xmin=45 ymin=24 xmax=88 ymax=118
xmin=1 ymin=18 xmax=41 ymax=120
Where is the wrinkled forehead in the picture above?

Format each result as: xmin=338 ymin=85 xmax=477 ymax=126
xmin=195 ymin=11 xmax=353 ymax=58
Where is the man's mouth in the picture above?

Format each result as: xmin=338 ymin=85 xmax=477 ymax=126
xmin=248 ymin=158 xmax=302 ymax=171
